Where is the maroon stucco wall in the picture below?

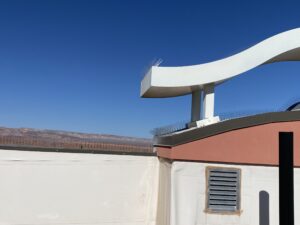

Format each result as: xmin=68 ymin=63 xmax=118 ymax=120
xmin=157 ymin=121 xmax=300 ymax=166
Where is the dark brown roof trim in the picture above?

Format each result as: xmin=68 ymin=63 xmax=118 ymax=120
xmin=154 ymin=111 xmax=300 ymax=147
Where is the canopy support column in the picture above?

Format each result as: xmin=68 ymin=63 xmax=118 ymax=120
xmin=191 ymin=90 xmax=201 ymax=122
xmin=203 ymin=84 xmax=215 ymax=119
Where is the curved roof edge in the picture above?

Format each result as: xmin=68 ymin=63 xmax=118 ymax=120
xmin=141 ymin=28 xmax=300 ymax=98
xmin=154 ymin=111 xmax=300 ymax=147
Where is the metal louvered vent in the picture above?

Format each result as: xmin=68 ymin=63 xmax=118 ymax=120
xmin=207 ymin=167 xmax=241 ymax=213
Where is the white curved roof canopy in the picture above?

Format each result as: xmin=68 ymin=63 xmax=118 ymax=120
xmin=141 ymin=28 xmax=300 ymax=98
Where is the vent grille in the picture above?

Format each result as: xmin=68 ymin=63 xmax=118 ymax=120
xmin=207 ymin=167 xmax=241 ymax=212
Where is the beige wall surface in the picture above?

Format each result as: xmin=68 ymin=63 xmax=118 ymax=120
xmin=0 ymin=149 xmax=159 ymax=225
xmin=157 ymin=160 xmax=299 ymax=225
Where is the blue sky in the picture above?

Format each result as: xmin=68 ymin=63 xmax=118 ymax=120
xmin=0 ymin=0 xmax=300 ymax=138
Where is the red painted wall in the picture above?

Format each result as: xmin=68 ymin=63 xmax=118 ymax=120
xmin=157 ymin=121 xmax=300 ymax=166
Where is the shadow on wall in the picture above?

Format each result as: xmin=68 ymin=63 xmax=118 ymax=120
xmin=259 ymin=191 xmax=270 ymax=225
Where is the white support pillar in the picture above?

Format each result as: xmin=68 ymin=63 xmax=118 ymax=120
xmin=191 ymin=90 xmax=201 ymax=122
xmin=203 ymin=84 xmax=215 ymax=119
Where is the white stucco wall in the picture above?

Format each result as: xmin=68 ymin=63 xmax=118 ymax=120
xmin=0 ymin=149 xmax=159 ymax=225
xmin=1 ymin=149 xmax=295 ymax=225
xmin=156 ymin=159 xmax=171 ymax=225
xmin=158 ymin=160 xmax=298 ymax=225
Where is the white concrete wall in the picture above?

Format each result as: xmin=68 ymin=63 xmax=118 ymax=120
xmin=156 ymin=159 xmax=171 ymax=225
xmin=0 ymin=149 xmax=159 ymax=225
xmin=158 ymin=160 xmax=298 ymax=225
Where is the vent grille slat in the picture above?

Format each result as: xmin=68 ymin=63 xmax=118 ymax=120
xmin=210 ymin=171 xmax=238 ymax=177
xmin=207 ymin=167 xmax=241 ymax=213
xmin=209 ymin=200 xmax=237 ymax=205
xmin=209 ymin=186 xmax=237 ymax=191
xmin=209 ymin=181 xmax=237 ymax=186
xmin=209 ymin=195 xmax=237 ymax=201
xmin=208 ymin=205 xmax=237 ymax=211
xmin=210 ymin=176 xmax=237 ymax=182
xmin=209 ymin=191 xmax=237 ymax=196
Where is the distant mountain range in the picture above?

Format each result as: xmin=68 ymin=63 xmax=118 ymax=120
xmin=0 ymin=127 xmax=153 ymax=154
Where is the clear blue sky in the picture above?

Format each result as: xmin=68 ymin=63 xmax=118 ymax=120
xmin=0 ymin=0 xmax=300 ymax=138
